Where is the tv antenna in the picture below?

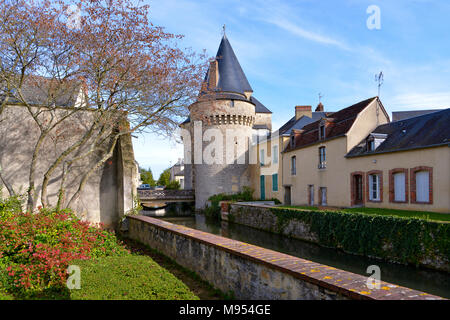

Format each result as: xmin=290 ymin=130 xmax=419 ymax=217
xmin=318 ymin=92 xmax=323 ymax=103
xmin=375 ymin=71 xmax=384 ymax=97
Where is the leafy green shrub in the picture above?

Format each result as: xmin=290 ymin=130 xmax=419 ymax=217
xmin=0 ymin=194 xmax=23 ymax=220
xmin=165 ymin=180 xmax=180 ymax=190
xmin=205 ymin=187 xmax=255 ymax=219
xmin=0 ymin=207 xmax=128 ymax=298
xmin=70 ymin=255 xmax=198 ymax=300
xmin=266 ymin=197 xmax=281 ymax=205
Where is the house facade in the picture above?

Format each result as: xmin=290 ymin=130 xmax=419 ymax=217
xmin=182 ymin=34 xmax=449 ymax=214
xmin=170 ymin=159 xmax=185 ymax=189
xmin=276 ymin=99 xmax=449 ymax=213
xmin=345 ymin=109 xmax=450 ymax=212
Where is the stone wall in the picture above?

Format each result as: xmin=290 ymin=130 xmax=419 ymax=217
xmin=0 ymin=105 xmax=138 ymax=227
xmin=228 ymin=203 xmax=450 ymax=272
xmin=186 ymin=99 xmax=256 ymax=209
xmin=127 ymin=215 xmax=442 ymax=300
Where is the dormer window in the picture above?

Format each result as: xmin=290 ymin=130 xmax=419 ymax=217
xmin=367 ymin=139 xmax=375 ymax=152
xmin=366 ymin=133 xmax=387 ymax=152
xmin=319 ymin=122 xmax=326 ymax=140
xmin=290 ymin=135 xmax=295 ymax=148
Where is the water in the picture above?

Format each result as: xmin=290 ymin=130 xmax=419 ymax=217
xmin=141 ymin=205 xmax=450 ymax=299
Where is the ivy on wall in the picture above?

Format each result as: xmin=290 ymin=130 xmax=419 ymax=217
xmin=268 ymin=208 xmax=450 ymax=269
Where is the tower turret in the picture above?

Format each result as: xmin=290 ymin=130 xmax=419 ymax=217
xmin=182 ymin=34 xmax=271 ymax=209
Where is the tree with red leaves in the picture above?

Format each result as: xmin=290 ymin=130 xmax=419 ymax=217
xmin=0 ymin=0 xmax=207 ymax=212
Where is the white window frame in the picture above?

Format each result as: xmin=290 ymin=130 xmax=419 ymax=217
xmin=272 ymin=145 xmax=278 ymax=164
xmin=415 ymin=171 xmax=430 ymax=203
xmin=318 ymin=147 xmax=326 ymax=169
xmin=291 ymin=156 xmax=296 ymax=175
xmin=368 ymin=174 xmax=380 ymax=201
xmin=393 ymin=172 xmax=406 ymax=202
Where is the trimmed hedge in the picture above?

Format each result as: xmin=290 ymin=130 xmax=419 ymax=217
xmin=269 ymin=207 xmax=450 ymax=269
xmin=205 ymin=187 xmax=281 ymax=219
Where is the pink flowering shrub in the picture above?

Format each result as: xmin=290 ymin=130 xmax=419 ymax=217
xmin=0 ymin=207 xmax=128 ymax=296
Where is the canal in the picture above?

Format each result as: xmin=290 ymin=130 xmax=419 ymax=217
xmin=142 ymin=204 xmax=450 ymax=299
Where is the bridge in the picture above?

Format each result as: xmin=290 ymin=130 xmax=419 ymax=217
xmin=137 ymin=189 xmax=195 ymax=208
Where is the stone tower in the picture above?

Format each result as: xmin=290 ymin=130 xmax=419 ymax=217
xmin=181 ymin=34 xmax=272 ymax=209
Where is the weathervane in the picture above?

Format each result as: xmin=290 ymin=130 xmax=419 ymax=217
xmin=222 ymin=24 xmax=226 ymax=36
xmin=375 ymin=71 xmax=384 ymax=97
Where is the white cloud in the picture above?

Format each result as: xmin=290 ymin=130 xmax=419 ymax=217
xmin=265 ymin=17 xmax=350 ymax=51
xmin=390 ymin=92 xmax=450 ymax=110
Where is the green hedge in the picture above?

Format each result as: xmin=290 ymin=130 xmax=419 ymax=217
xmin=204 ymin=187 xmax=281 ymax=219
xmin=269 ymin=207 xmax=450 ymax=267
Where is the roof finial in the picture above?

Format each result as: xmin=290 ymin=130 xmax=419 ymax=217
xmin=222 ymin=24 xmax=226 ymax=37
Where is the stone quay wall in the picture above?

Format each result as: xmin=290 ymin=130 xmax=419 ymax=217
xmin=227 ymin=203 xmax=450 ymax=273
xmin=127 ymin=215 xmax=442 ymax=300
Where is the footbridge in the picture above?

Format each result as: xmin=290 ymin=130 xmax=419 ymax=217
xmin=137 ymin=189 xmax=195 ymax=206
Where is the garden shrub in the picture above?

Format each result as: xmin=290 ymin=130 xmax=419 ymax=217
xmin=0 ymin=206 xmax=128 ymax=298
xmin=205 ymin=187 xmax=255 ymax=219
xmin=0 ymin=194 xmax=23 ymax=220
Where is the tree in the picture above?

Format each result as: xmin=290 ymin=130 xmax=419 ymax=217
xmin=165 ymin=180 xmax=180 ymax=190
xmin=0 ymin=0 xmax=207 ymax=212
xmin=140 ymin=167 xmax=155 ymax=187
xmin=157 ymin=168 xmax=171 ymax=187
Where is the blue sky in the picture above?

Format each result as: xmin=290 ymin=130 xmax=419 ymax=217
xmin=133 ymin=0 xmax=450 ymax=179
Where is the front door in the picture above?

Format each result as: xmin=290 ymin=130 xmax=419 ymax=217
xmin=260 ymin=175 xmax=265 ymax=200
xmin=353 ymin=174 xmax=363 ymax=205
xmin=284 ymin=186 xmax=291 ymax=205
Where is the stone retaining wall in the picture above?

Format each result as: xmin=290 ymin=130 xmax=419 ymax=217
xmin=227 ymin=203 xmax=449 ymax=272
xmin=127 ymin=215 xmax=442 ymax=300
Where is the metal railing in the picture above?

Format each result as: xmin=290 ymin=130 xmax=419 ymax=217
xmin=138 ymin=189 xmax=195 ymax=200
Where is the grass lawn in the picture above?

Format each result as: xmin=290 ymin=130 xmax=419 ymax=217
xmin=0 ymin=239 xmax=225 ymax=300
xmin=279 ymin=206 xmax=450 ymax=222
xmin=70 ymin=255 xmax=199 ymax=300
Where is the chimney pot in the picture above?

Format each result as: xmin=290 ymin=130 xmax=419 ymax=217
xmin=208 ymin=59 xmax=218 ymax=90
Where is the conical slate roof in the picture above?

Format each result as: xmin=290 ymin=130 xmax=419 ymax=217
xmin=204 ymin=35 xmax=253 ymax=95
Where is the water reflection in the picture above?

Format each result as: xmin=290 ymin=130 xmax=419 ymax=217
xmin=142 ymin=207 xmax=450 ymax=298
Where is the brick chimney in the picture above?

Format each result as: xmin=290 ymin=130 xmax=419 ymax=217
xmin=295 ymin=105 xmax=312 ymax=120
xmin=208 ymin=59 xmax=218 ymax=89
xmin=315 ymin=102 xmax=324 ymax=112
